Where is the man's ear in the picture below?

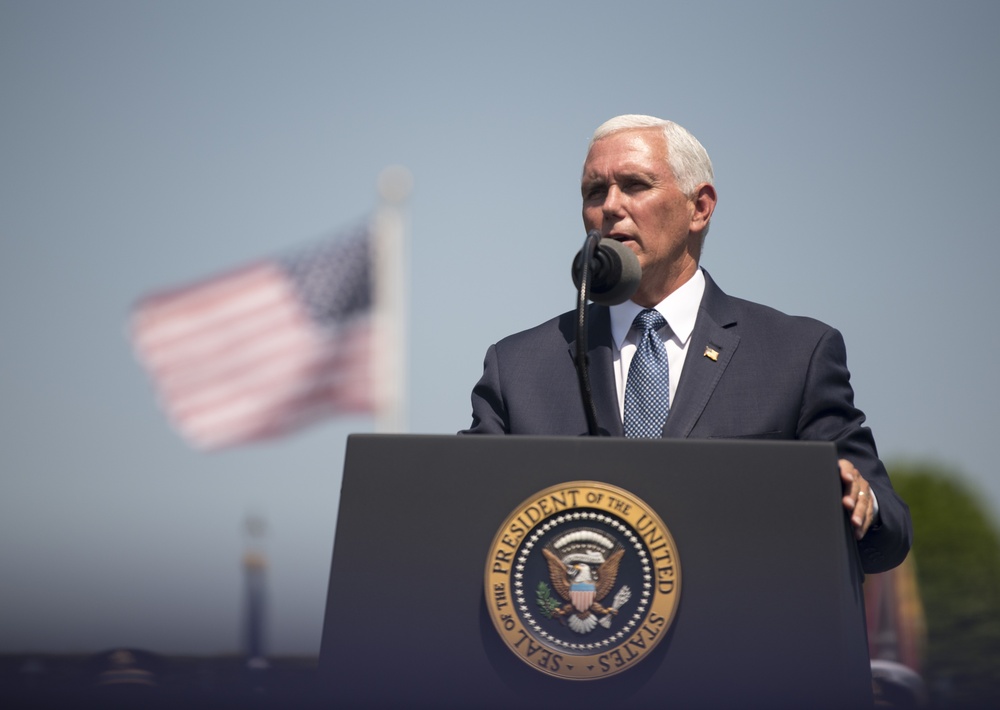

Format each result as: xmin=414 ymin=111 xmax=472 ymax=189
xmin=690 ymin=183 xmax=717 ymax=232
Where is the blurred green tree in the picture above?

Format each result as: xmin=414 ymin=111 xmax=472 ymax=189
xmin=890 ymin=462 xmax=1000 ymax=707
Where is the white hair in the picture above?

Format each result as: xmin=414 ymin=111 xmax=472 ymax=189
xmin=588 ymin=115 xmax=714 ymax=197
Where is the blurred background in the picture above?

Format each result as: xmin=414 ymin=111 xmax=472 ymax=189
xmin=2 ymin=1 xmax=999 ymax=705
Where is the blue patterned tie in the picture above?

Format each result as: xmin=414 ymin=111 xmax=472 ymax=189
xmin=624 ymin=309 xmax=670 ymax=438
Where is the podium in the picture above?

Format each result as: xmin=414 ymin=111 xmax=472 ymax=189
xmin=318 ymin=434 xmax=872 ymax=708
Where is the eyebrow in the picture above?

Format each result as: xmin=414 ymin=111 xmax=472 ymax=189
xmin=581 ymin=168 xmax=657 ymax=191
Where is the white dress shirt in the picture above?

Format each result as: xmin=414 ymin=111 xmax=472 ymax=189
xmin=609 ymin=268 xmax=706 ymax=422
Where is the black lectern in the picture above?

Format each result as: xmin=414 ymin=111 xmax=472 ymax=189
xmin=318 ymin=435 xmax=872 ymax=708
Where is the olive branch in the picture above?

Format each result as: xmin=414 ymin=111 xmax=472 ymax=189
xmin=536 ymin=581 xmax=561 ymax=618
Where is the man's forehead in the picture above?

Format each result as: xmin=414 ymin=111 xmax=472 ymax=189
xmin=582 ymin=130 xmax=667 ymax=181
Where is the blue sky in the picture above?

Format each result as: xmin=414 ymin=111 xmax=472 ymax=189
xmin=2 ymin=1 xmax=999 ymax=655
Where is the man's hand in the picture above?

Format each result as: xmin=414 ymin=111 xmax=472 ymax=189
xmin=840 ymin=459 xmax=875 ymax=540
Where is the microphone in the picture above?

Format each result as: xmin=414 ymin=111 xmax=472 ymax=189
xmin=571 ymin=231 xmax=642 ymax=435
xmin=571 ymin=233 xmax=641 ymax=305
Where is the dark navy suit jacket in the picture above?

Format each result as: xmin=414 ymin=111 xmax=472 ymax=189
xmin=465 ymin=271 xmax=911 ymax=573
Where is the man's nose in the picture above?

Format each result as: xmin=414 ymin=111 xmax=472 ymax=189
xmin=602 ymin=185 xmax=625 ymax=218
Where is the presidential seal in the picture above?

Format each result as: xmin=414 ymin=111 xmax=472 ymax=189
xmin=485 ymin=481 xmax=680 ymax=680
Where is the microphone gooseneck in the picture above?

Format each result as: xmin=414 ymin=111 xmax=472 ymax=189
xmin=572 ymin=231 xmax=641 ymax=436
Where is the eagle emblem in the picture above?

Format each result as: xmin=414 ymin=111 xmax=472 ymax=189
xmin=540 ymin=528 xmax=632 ymax=634
xmin=486 ymin=482 xmax=681 ymax=679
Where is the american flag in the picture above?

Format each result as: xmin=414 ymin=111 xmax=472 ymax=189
xmin=131 ymin=224 xmax=375 ymax=449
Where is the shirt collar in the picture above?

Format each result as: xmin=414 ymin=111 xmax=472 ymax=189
xmin=610 ymin=268 xmax=706 ymax=348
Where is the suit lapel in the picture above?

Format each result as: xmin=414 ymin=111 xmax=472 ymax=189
xmin=564 ymin=273 xmax=740 ymax=439
xmin=662 ymin=272 xmax=740 ymax=438
xmin=566 ymin=304 xmax=623 ymax=436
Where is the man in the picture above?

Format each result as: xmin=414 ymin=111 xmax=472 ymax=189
xmin=465 ymin=114 xmax=911 ymax=573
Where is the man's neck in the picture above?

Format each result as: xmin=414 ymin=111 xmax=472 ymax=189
xmin=632 ymin=261 xmax=700 ymax=307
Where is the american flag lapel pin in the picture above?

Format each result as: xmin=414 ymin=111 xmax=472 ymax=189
xmin=703 ymin=346 xmax=719 ymax=362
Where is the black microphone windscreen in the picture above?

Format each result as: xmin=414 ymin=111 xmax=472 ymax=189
xmin=593 ymin=239 xmax=640 ymax=305
xmin=572 ymin=238 xmax=641 ymax=305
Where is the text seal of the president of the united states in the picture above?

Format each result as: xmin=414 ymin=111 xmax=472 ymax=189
xmin=485 ymin=481 xmax=681 ymax=680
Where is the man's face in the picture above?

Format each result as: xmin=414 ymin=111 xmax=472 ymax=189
xmin=581 ymin=128 xmax=701 ymax=305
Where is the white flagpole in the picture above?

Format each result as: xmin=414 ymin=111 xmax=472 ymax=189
xmin=372 ymin=165 xmax=412 ymax=433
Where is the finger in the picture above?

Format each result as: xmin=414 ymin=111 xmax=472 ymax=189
xmin=839 ymin=459 xmax=860 ymax=508
xmin=838 ymin=460 xmax=874 ymax=537
xmin=838 ymin=459 xmax=857 ymax=486
xmin=852 ymin=480 xmax=877 ymax=539
xmin=852 ymin=487 xmax=870 ymax=538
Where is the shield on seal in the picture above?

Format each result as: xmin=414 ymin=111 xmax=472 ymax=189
xmin=570 ymin=575 xmax=596 ymax=613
